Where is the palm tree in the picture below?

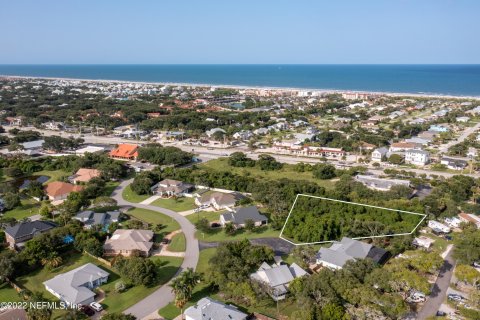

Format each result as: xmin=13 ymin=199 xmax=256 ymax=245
xmin=41 ymin=253 xmax=63 ymax=269
xmin=170 ymin=268 xmax=202 ymax=319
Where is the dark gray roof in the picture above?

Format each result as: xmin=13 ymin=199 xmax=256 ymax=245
xmin=4 ymin=220 xmax=56 ymax=239
xmin=221 ymin=206 xmax=268 ymax=225
xmin=74 ymin=210 xmax=120 ymax=227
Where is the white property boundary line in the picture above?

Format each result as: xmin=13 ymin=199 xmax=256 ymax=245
xmin=279 ymin=194 xmax=427 ymax=246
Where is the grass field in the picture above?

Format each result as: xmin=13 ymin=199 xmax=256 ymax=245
xmin=15 ymin=251 xmax=183 ymax=315
xmin=200 ymin=158 xmax=335 ymax=189
xmin=0 ymin=282 xmax=21 ymax=303
xmin=122 ymin=184 xmax=151 ymax=203
xmin=152 ymin=197 xmax=196 ymax=212
xmin=2 ymin=197 xmax=41 ymax=220
xmin=185 ymin=210 xmax=223 ymax=224
xmin=126 ymin=207 xmax=180 ymax=234
xmin=168 ymin=232 xmax=186 ymax=252
xmin=36 ymin=169 xmax=71 ymax=183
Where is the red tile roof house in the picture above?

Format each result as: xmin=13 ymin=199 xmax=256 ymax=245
xmin=109 ymin=143 xmax=139 ymax=161
xmin=68 ymin=168 xmax=102 ymax=184
xmin=45 ymin=181 xmax=84 ymax=202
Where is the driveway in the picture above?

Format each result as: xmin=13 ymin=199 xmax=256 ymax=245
xmin=111 ymin=179 xmax=199 ymax=320
xmin=416 ymin=246 xmax=456 ymax=320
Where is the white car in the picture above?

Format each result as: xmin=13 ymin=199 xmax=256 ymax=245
xmin=89 ymin=302 xmax=103 ymax=312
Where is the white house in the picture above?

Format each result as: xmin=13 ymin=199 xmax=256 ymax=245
xmin=184 ymin=297 xmax=248 ymax=320
xmin=371 ymin=147 xmax=388 ymax=162
xmin=405 ymin=149 xmax=430 ymax=166
xmin=428 ymin=220 xmax=451 ymax=233
xmin=444 ymin=217 xmax=462 ymax=228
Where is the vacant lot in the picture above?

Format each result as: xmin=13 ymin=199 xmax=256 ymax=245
xmin=152 ymin=197 xmax=196 ymax=212
xmin=282 ymin=195 xmax=424 ymax=244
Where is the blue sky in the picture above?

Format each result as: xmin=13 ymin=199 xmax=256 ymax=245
xmin=1 ymin=0 xmax=479 ymax=64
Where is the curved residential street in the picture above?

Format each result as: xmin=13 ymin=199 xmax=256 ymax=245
xmin=111 ymin=179 xmax=200 ymax=320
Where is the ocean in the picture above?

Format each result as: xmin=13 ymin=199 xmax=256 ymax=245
xmin=1 ymin=64 xmax=480 ymax=97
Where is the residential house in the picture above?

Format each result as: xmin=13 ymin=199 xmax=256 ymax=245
xmin=371 ymin=147 xmax=388 ymax=162
xmin=152 ymin=179 xmax=194 ymax=197
xmin=413 ymin=236 xmax=435 ymax=249
xmin=68 ymin=168 xmax=102 ymax=184
xmin=405 ymin=137 xmax=431 ymax=146
xmin=354 ymin=174 xmax=410 ymax=191
xmin=458 ymin=213 xmax=480 ymax=229
xmin=109 ymin=143 xmax=139 ymax=160
xmin=292 ymin=120 xmax=308 ymax=127
xmin=405 ymin=149 xmax=430 ymax=166
xmin=4 ymin=116 xmax=23 ymax=126
xmin=316 ymin=237 xmax=388 ymax=270
xmin=195 ymin=192 xmax=237 ymax=210
xmin=429 ymin=124 xmax=449 ymax=132
xmin=104 ymin=229 xmax=154 ymax=257
xmin=253 ymin=127 xmax=269 ymax=135
xmin=45 ymin=181 xmax=84 ymax=202
xmin=4 ymin=220 xmax=57 ymax=249
xmin=294 ymin=133 xmax=316 ymax=143
xmin=74 ymin=210 xmax=121 ymax=229
xmin=220 ymin=206 xmax=268 ymax=228
xmin=19 ymin=139 xmax=45 ymax=156
xmin=389 ymin=142 xmax=420 ymax=152
xmin=43 ymin=263 xmax=109 ymax=306
xmin=232 ymin=130 xmax=253 ymax=141
xmin=184 ymin=297 xmax=248 ymax=320
xmin=428 ymin=220 xmax=451 ymax=233
xmin=456 ymin=116 xmax=470 ymax=123
xmin=250 ymin=262 xmax=308 ymax=301
xmin=440 ymin=157 xmax=468 ymax=170
xmin=444 ymin=217 xmax=462 ymax=228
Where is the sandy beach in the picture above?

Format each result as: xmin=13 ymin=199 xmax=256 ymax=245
xmin=2 ymin=74 xmax=480 ymax=100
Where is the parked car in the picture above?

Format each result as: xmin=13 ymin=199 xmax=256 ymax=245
xmin=89 ymin=302 xmax=103 ymax=312
xmin=444 ymin=235 xmax=452 ymax=241
xmin=447 ymin=294 xmax=464 ymax=302
xmin=161 ymin=238 xmax=170 ymax=245
xmin=436 ymin=311 xmax=446 ymax=316
xmin=80 ymin=305 xmax=95 ymax=316
xmin=473 ymin=261 xmax=480 ymax=268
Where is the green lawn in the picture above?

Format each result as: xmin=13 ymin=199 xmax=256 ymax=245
xmin=126 ymin=207 xmax=180 ymax=234
xmin=197 ymin=225 xmax=280 ymax=243
xmin=15 ymin=251 xmax=183 ymax=315
xmin=168 ymin=232 xmax=186 ymax=252
xmin=186 ymin=210 xmax=280 ymax=242
xmin=102 ymin=256 xmax=183 ymax=314
xmin=103 ymin=181 xmax=121 ymax=196
xmin=36 ymin=169 xmax=71 ymax=184
xmin=2 ymin=197 xmax=41 ymax=220
xmin=0 ymin=282 xmax=21 ymax=303
xmin=122 ymin=184 xmax=151 ymax=203
xmin=152 ymin=197 xmax=196 ymax=212
xmin=200 ymin=158 xmax=335 ymax=189
xmin=158 ymin=248 xmax=217 ymax=319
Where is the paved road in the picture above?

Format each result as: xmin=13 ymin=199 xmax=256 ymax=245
xmin=438 ymin=121 xmax=480 ymax=153
xmin=416 ymin=246 xmax=456 ymax=320
xmin=111 ymin=179 xmax=199 ymax=320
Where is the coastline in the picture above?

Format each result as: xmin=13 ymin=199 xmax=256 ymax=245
xmin=2 ymin=74 xmax=480 ymax=100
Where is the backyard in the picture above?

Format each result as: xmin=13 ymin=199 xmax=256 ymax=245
xmin=2 ymin=197 xmax=40 ymax=220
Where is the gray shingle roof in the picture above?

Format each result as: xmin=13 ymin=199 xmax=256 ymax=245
xmin=184 ymin=297 xmax=248 ymax=320
xmin=316 ymin=237 xmax=373 ymax=268
xmin=221 ymin=206 xmax=268 ymax=225
xmin=43 ymin=263 xmax=109 ymax=305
